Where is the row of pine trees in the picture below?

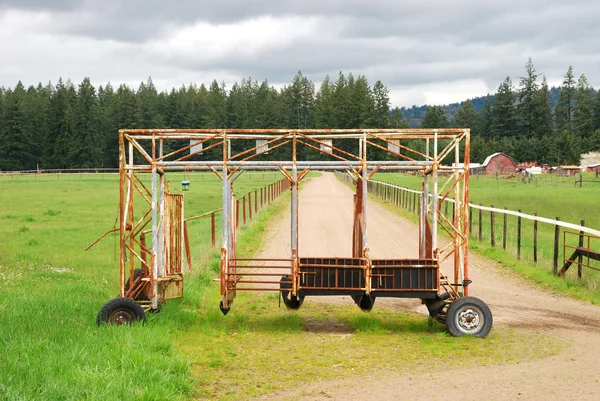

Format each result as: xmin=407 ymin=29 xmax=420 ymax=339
xmin=421 ymin=59 xmax=600 ymax=164
xmin=1 ymin=59 xmax=599 ymax=171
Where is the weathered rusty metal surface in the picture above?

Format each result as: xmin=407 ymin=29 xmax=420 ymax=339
xmin=114 ymin=128 xmax=471 ymax=312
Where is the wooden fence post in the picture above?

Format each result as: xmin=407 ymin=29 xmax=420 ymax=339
xmin=243 ymin=195 xmax=247 ymax=225
xmin=503 ymin=208 xmax=507 ymax=250
xmin=533 ymin=213 xmax=538 ymax=263
xmin=236 ymin=199 xmax=240 ymax=228
xmin=553 ymin=217 xmax=560 ymax=275
xmin=469 ymin=206 xmax=473 ymax=236
xmin=517 ymin=210 xmax=522 ymax=260
xmin=478 ymin=204 xmax=483 ymax=241
xmin=255 ymin=190 xmax=258 ymax=214
xmin=490 ymin=205 xmax=495 ymax=247
xmin=578 ymin=220 xmax=585 ymax=279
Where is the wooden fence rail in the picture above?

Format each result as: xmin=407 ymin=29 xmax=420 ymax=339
xmin=336 ymin=172 xmax=599 ymax=279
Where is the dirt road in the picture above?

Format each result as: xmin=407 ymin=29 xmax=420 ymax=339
xmin=257 ymin=173 xmax=600 ymax=400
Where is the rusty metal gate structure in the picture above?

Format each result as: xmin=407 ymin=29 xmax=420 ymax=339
xmin=97 ymin=128 xmax=493 ymax=337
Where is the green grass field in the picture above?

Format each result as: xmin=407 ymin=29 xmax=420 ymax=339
xmin=372 ymin=172 xmax=600 ymax=303
xmin=0 ymin=172 xmax=563 ymax=399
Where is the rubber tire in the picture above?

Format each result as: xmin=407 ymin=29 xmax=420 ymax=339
xmin=425 ymin=292 xmax=450 ymax=322
xmin=97 ymin=297 xmax=146 ymax=326
xmin=445 ymin=296 xmax=493 ymax=337
xmin=123 ymin=269 xmax=149 ymax=301
xmin=280 ymin=276 xmax=304 ymax=310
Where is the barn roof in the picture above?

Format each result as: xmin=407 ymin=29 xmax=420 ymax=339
xmin=481 ymin=152 xmax=501 ymax=166
xmin=481 ymin=152 xmax=515 ymax=167
xmin=558 ymin=165 xmax=581 ymax=169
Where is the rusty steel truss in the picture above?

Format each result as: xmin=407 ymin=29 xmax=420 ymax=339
xmin=111 ymin=128 xmax=480 ymax=323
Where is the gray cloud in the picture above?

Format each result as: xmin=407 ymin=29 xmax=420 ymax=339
xmin=1 ymin=0 xmax=599 ymax=106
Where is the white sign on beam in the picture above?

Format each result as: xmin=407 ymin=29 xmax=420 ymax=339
xmin=320 ymin=139 xmax=333 ymax=154
xmin=388 ymin=139 xmax=400 ymax=154
xmin=256 ymin=139 xmax=269 ymax=154
xmin=190 ymin=140 xmax=203 ymax=154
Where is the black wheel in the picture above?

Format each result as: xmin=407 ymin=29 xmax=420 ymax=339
xmin=219 ymin=300 xmax=230 ymax=316
xmin=97 ymin=297 xmax=146 ymax=326
xmin=123 ymin=269 xmax=149 ymax=301
xmin=425 ymin=292 xmax=450 ymax=325
xmin=445 ymin=296 xmax=493 ymax=337
xmin=280 ymin=276 xmax=304 ymax=310
xmin=352 ymin=294 xmax=376 ymax=312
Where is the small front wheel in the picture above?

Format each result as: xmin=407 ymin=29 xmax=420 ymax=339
xmin=97 ymin=297 xmax=146 ymax=326
xmin=445 ymin=296 xmax=492 ymax=337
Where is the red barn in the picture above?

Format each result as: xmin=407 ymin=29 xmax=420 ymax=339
xmin=479 ymin=152 xmax=516 ymax=175
xmin=586 ymin=163 xmax=600 ymax=173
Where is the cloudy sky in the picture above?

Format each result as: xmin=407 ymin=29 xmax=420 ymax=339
xmin=1 ymin=0 xmax=599 ymax=107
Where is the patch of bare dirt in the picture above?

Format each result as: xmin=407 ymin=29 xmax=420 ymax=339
xmin=254 ymin=173 xmax=600 ymax=400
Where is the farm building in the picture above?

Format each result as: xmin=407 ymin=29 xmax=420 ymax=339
xmin=584 ymin=163 xmax=600 ymax=173
xmin=473 ymin=152 xmax=516 ymax=175
xmin=516 ymin=161 xmax=537 ymax=172
xmin=557 ymin=165 xmax=581 ymax=176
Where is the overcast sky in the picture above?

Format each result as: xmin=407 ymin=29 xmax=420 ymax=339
xmin=1 ymin=0 xmax=599 ymax=107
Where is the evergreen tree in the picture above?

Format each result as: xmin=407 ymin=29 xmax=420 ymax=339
xmin=288 ymin=71 xmax=315 ymax=129
xmin=97 ymin=83 xmax=117 ymax=166
xmin=137 ymin=77 xmax=164 ymax=128
xmin=533 ymin=76 xmax=553 ymax=137
xmin=314 ymin=75 xmax=335 ymax=128
xmin=49 ymin=79 xmax=77 ymax=168
xmin=555 ymin=66 xmax=576 ymax=133
xmin=371 ymin=80 xmax=390 ymax=128
xmin=573 ymin=73 xmax=594 ymax=139
xmin=204 ymin=80 xmax=227 ymax=128
xmin=332 ymin=72 xmax=350 ymax=128
xmin=390 ymin=107 xmax=409 ymax=129
xmin=492 ymin=76 xmax=516 ymax=138
xmin=593 ymin=89 xmax=600 ymax=132
xmin=72 ymin=77 xmax=102 ymax=168
xmin=453 ymin=100 xmax=476 ymax=129
xmin=420 ymin=106 xmax=448 ymax=128
xmin=0 ymin=82 xmax=32 ymax=170
xmin=348 ymin=75 xmax=374 ymax=128
xmin=474 ymin=94 xmax=493 ymax=138
xmin=517 ymin=58 xmax=538 ymax=137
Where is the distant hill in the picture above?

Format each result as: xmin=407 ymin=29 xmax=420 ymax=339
xmin=400 ymin=87 xmax=561 ymax=128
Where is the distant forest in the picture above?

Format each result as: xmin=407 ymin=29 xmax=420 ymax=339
xmin=1 ymin=58 xmax=599 ymax=171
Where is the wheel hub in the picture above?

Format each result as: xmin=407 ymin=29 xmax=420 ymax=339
xmin=109 ymin=309 xmax=135 ymax=325
xmin=458 ymin=308 xmax=480 ymax=331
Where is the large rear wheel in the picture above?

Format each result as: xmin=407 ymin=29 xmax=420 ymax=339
xmin=445 ymin=296 xmax=492 ymax=337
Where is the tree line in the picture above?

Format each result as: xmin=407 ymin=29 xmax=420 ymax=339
xmin=420 ymin=59 xmax=600 ymax=164
xmin=0 ymin=72 xmax=404 ymax=171
xmin=1 ymin=60 xmax=599 ymax=171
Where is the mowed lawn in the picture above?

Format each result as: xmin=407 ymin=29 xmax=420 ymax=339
xmin=0 ymin=173 xmax=562 ymax=400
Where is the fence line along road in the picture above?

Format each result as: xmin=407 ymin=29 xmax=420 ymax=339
xmin=368 ymin=179 xmax=600 ymax=237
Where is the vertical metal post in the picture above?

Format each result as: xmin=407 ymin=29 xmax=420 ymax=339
xmin=420 ymin=138 xmax=430 ymax=258
xmin=362 ymin=133 xmax=368 ymax=256
xmin=431 ymin=130 xmax=438 ymax=256
xmin=151 ymin=142 xmax=158 ymax=310
xmin=118 ymin=132 xmax=126 ymax=297
xmin=291 ymin=133 xmax=298 ymax=255
xmin=454 ymin=138 xmax=461 ymax=288
xmin=462 ymin=129 xmax=471 ymax=295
